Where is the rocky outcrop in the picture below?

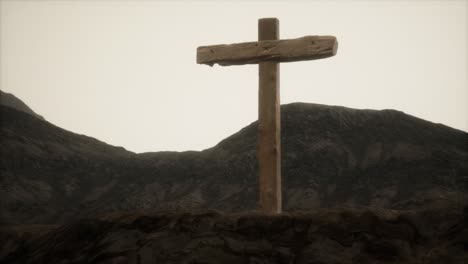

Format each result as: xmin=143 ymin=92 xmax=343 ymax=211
xmin=1 ymin=101 xmax=467 ymax=224
xmin=2 ymin=204 xmax=467 ymax=263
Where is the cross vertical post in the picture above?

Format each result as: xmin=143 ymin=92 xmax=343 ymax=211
xmin=196 ymin=17 xmax=338 ymax=214
xmin=258 ymin=18 xmax=281 ymax=213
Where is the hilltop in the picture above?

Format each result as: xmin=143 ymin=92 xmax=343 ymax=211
xmin=1 ymin=100 xmax=467 ymax=224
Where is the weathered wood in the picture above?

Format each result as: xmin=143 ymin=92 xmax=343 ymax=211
xmin=197 ymin=35 xmax=337 ymax=66
xmin=196 ymin=17 xmax=338 ymax=214
xmin=258 ymin=18 xmax=281 ymax=214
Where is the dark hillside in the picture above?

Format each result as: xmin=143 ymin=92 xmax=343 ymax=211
xmin=1 ymin=102 xmax=467 ymax=224
xmin=0 ymin=91 xmax=45 ymax=120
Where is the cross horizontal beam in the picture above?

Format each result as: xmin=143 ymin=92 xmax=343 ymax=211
xmin=197 ymin=35 xmax=337 ymax=66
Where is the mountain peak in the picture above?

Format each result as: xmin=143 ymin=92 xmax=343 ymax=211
xmin=1 ymin=100 xmax=467 ymax=225
xmin=0 ymin=90 xmax=45 ymax=120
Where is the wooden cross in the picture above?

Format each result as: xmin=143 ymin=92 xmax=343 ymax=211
xmin=197 ymin=18 xmax=338 ymax=213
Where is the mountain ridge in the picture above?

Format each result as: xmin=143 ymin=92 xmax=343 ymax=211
xmin=1 ymin=97 xmax=467 ymax=224
xmin=0 ymin=90 xmax=45 ymax=121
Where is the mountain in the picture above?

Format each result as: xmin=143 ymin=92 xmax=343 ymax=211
xmin=0 ymin=90 xmax=45 ymax=120
xmin=0 ymin=105 xmax=135 ymax=224
xmin=1 ymin=99 xmax=467 ymax=225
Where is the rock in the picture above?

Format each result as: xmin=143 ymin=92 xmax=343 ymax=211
xmin=2 ymin=206 xmax=467 ymax=263
xmin=0 ymin=100 xmax=467 ymax=224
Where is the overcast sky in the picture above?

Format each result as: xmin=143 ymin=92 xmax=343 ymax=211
xmin=1 ymin=0 xmax=467 ymax=153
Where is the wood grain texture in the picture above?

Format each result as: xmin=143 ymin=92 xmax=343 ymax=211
xmin=197 ymin=35 xmax=337 ymax=66
xmin=258 ymin=18 xmax=282 ymax=214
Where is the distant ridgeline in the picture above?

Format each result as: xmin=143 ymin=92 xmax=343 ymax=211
xmin=0 ymin=90 xmax=45 ymax=120
xmin=0 ymin=92 xmax=467 ymax=224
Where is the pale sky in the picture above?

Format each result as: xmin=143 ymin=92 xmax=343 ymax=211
xmin=1 ymin=0 xmax=467 ymax=153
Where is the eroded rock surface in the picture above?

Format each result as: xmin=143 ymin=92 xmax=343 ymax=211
xmin=1 ymin=102 xmax=467 ymax=224
xmin=2 ymin=205 xmax=467 ymax=264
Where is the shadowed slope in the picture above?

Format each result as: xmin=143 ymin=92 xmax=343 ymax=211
xmin=1 ymin=101 xmax=467 ymax=224
xmin=0 ymin=91 xmax=45 ymax=121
